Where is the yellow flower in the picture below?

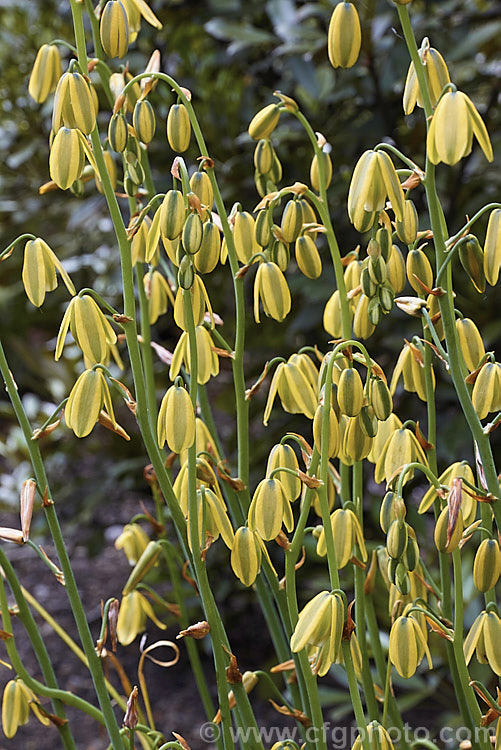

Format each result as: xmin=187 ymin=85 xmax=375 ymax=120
xmin=169 ymin=326 xmax=219 ymax=385
xmin=65 ymin=368 xmax=116 ymax=438
xmin=254 ymin=261 xmax=291 ymax=323
xmin=157 ymin=384 xmax=196 ymax=453
xmin=117 ymin=590 xmax=166 ymax=646
xmin=348 ymin=150 xmax=405 ymax=232
xmin=115 ymin=523 xmax=150 ymax=565
xmin=264 ymin=358 xmax=317 ymax=425
xmin=22 ymin=237 xmax=75 ymax=307
xmin=291 ymin=591 xmax=345 ymax=674
xmin=55 ymin=293 xmax=117 ymax=365
xmin=427 ymin=89 xmax=493 ymax=166
xmin=2 ymin=679 xmax=50 ymax=739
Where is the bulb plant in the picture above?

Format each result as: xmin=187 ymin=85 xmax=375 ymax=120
xmin=0 ymin=1 xmax=500 ymax=749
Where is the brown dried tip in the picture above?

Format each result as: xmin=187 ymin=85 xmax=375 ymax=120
xmin=176 ymin=621 xmax=210 ymax=640
xmin=400 ymin=171 xmax=423 ymax=191
xmin=223 ymin=649 xmax=243 ymax=684
xmin=273 ymin=90 xmax=298 ymax=112
xmin=364 ymin=550 xmax=378 ymax=595
xmin=113 ymin=94 xmax=126 ymax=115
xmin=87 ymin=58 xmax=99 ymax=72
xmin=182 ymin=562 xmax=199 ymax=595
xmin=270 ymin=659 xmax=296 ymax=673
xmin=32 ymin=411 xmax=63 ymax=440
xmin=39 ymin=180 xmax=60 ymax=194
xmin=342 ymin=600 xmax=356 ymax=640
xmin=0 ymin=630 xmax=13 ymax=641
xmin=171 ymin=156 xmax=181 ymax=180
xmin=150 ymin=340 xmax=174 ymax=365
xmin=446 ymin=478 xmax=463 ymax=548
xmin=123 ymin=686 xmax=139 ymax=729
xmin=297 ymin=470 xmax=323 ymax=489
xmin=268 ymin=700 xmax=312 ymax=728
xmin=245 ymin=363 xmax=270 ymax=400
xmin=415 ymin=421 xmax=434 ymax=451
xmin=211 ymin=346 xmax=235 ymax=359
xmin=20 ymin=479 xmax=36 ymax=543
xmin=341 ymin=248 xmax=360 ymax=267
xmin=112 ymin=313 xmax=133 ymax=324
xmin=172 ymin=733 xmax=191 ymax=750
xmin=274 ymin=531 xmax=290 ymax=550
xmin=0 ymin=527 xmax=27 ymax=545
xmin=216 ymin=463 xmax=246 ymax=491
xmin=423 ymin=615 xmax=453 ymax=641
xmin=143 ymin=464 xmax=157 ymax=486
xmin=108 ymin=599 xmax=119 ymax=653
xmin=98 ymin=411 xmax=131 ymax=441
xmin=200 ymin=533 xmax=215 ymax=561
xmin=235 ymin=263 xmax=252 ymax=280
xmin=197 ymin=155 xmax=215 ymax=169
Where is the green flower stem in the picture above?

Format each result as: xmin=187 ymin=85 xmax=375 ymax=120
xmin=196 ymin=387 xmax=305 ymax=721
xmin=398 ymin=5 xmax=500 ymax=521
xmin=78 ymin=287 xmax=120 ymax=314
xmin=161 ymin=540 xmax=221 ymax=747
xmin=319 ymin=353 xmax=369 ymax=750
xmin=435 ymin=235 xmax=472 ymax=287
xmin=0 ymin=337 xmax=123 ymax=748
xmin=0 ymin=573 xmax=107 ymax=727
xmin=283 ymin=452 xmax=322 ymax=741
xmin=122 ymin=71 xmax=251 ymax=496
xmin=0 ymin=550 xmax=76 ymax=750
xmin=374 ymin=142 xmax=422 ymax=173
xmin=292 ymin=111 xmax=351 ymax=340
xmin=352 ymin=461 xmax=379 ymax=721
xmin=183 ymin=291 xmax=262 ymax=749
xmin=18 ymin=582 xmax=134 ymax=718
xmin=83 ymin=0 xmax=104 ymax=59
xmin=135 ymin=263 xmax=157 ymax=426
xmin=395 ymin=462 xmax=439 ymax=499
xmin=446 ymin=203 xmax=501 ymax=247
xmin=364 ymin=595 xmax=407 ymax=744
xmin=451 ymin=550 xmax=491 ymax=750
xmin=421 ymin=310 xmax=449 ymax=363
xmin=420 ymin=311 xmax=475 ymax=730
xmin=32 ymin=399 xmax=68 ymax=436
xmin=0 ymin=233 xmax=36 ymax=260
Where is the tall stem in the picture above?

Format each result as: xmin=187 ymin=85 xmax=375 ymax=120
xmin=0 ymin=338 xmax=123 ymax=748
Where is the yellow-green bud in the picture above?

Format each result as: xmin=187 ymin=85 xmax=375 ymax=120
xmin=100 ymin=0 xmax=129 ymax=58
xmin=248 ymin=104 xmax=281 ymax=140
xmin=459 ymin=235 xmax=486 ymax=293
xmin=29 ymin=44 xmax=62 ymax=103
xmin=108 ymin=113 xmax=128 ymax=152
xmin=327 ymin=1 xmax=361 ymax=69
xmin=473 ymin=539 xmax=501 ymax=593
xmin=157 ymin=384 xmax=196 ymax=453
xmin=133 ymin=99 xmax=156 ymax=143
xmin=166 ymin=103 xmax=191 ymax=152
xmin=295 ymin=235 xmax=322 ymax=279
xmin=484 ymin=208 xmax=501 ymax=286
xmin=310 ymin=150 xmax=332 ymax=191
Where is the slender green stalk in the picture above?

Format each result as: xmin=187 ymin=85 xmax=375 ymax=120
xmin=136 ymin=263 xmax=157 ymax=426
xmin=364 ymin=596 xmax=407 ymax=744
xmin=293 ymin=111 xmax=351 ymax=339
xmin=451 ymin=551 xmax=491 ymax=750
xmin=318 ymin=353 xmax=369 ymax=750
xmin=161 ymin=540 xmax=222 ymax=748
xmin=397 ymin=5 xmax=500 ymax=515
xmin=0 ymin=574 xmax=107 ymax=728
xmin=352 ymin=461 xmax=379 ymax=721
xmin=183 ymin=290 xmax=263 ymax=749
xmin=0 ymin=549 xmax=76 ymax=750
xmin=0 ymin=338 xmax=123 ymax=748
